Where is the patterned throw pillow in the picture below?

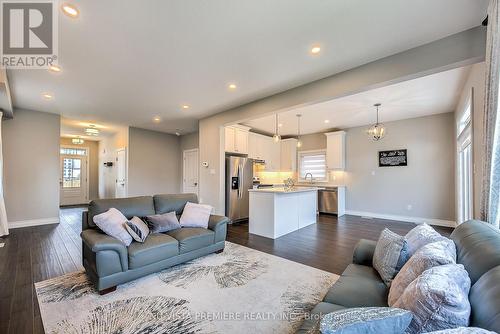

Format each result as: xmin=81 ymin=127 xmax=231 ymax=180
xmin=425 ymin=328 xmax=497 ymax=334
xmin=146 ymin=212 xmax=181 ymax=233
xmin=372 ymin=229 xmax=410 ymax=286
xmin=405 ymin=223 xmax=446 ymax=258
xmin=394 ymin=264 xmax=471 ymax=334
xmin=319 ymin=307 xmax=412 ymax=334
xmin=93 ymin=208 xmax=132 ymax=246
xmin=388 ymin=239 xmax=456 ymax=306
xmin=125 ymin=216 xmax=150 ymax=243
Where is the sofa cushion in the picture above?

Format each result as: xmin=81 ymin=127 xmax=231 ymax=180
xmin=323 ymin=274 xmax=388 ymax=308
xmin=342 ymin=264 xmax=382 ymax=282
xmin=88 ymin=196 xmax=155 ymax=229
xmin=295 ymin=302 xmax=346 ymax=334
xmin=153 ymin=193 xmax=198 ymax=215
xmin=146 ymin=211 xmax=181 ymax=233
xmin=128 ymin=233 xmax=179 ymax=269
xmin=125 ymin=216 xmax=150 ymax=243
xmin=180 ymin=202 xmax=212 ymax=228
xmin=167 ymin=227 xmax=215 ymax=254
xmin=93 ymin=208 xmax=132 ymax=246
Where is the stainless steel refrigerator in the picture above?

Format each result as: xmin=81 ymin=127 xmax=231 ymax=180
xmin=225 ymin=156 xmax=254 ymax=223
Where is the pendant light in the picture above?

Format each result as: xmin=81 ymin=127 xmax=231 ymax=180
xmin=272 ymin=114 xmax=281 ymax=142
xmin=72 ymin=137 xmax=84 ymax=145
xmin=367 ymin=103 xmax=386 ymax=141
xmin=296 ymin=114 xmax=302 ymax=148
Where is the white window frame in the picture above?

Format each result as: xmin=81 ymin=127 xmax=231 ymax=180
xmin=298 ymin=149 xmax=328 ymax=182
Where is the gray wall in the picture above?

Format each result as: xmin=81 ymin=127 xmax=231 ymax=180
xmin=3 ymin=109 xmax=60 ymax=222
xmin=298 ymin=113 xmax=455 ymax=220
xmin=60 ymin=137 xmax=99 ymax=201
xmin=128 ymin=127 xmax=181 ymax=196
xmin=198 ymin=27 xmax=485 ymax=214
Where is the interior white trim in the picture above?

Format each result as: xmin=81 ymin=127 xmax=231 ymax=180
xmin=9 ymin=217 xmax=60 ymax=229
xmin=344 ymin=210 xmax=456 ymax=228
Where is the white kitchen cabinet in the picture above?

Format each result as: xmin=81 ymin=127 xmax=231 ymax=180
xmin=224 ymin=125 xmax=250 ymax=154
xmin=280 ymin=138 xmax=298 ymax=172
xmin=248 ymin=132 xmax=261 ymax=159
xmin=266 ymin=139 xmax=281 ymax=171
xmin=325 ymin=131 xmax=346 ymax=170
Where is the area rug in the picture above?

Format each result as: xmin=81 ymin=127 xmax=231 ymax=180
xmin=35 ymin=242 xmax=338 ymax=334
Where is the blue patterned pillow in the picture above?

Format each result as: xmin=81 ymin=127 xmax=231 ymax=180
xmin=125 ymin=216 xmax=150 ymax=242
xmin=319 ymin=307 xmax=412 ymax=334
xmin=373 ymin=229 xmax=410 ymax=286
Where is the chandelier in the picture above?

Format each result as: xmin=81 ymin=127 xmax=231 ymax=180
xmin=85 ymin=125 xmax=99 ymax=136
xmin=72 ymin=137 xmax=84 ymax=145
xmin=367 ymin=103 xmax=386 ymax=141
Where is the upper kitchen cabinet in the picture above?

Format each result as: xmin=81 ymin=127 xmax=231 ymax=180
xmin=225 ymin=125 xmax=251 ymax=154
xmin=325 ymin=131 xmax=346 ymax=170
xmin=248 ymin=132 xmax=280 ymax=171
xmin=280 ymin=138 xmax=298 ymax=172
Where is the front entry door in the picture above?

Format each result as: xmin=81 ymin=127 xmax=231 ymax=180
xmin=60 ymin=150 xmax=88 ymax=206
xmin=183 ymin=149 xmax=199 ymax=195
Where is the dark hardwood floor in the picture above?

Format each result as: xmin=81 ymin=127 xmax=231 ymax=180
xmin=0 ymin=208 xmax=452 ymax=334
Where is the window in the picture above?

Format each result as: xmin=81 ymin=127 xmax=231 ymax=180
xmin=457 ymin=95 xmax=473 ymax=224
xmin=299 ymin=150 xmax=327 ymax=181
xmin=62 ymin=158 xmax=82 ymax=188
xmin=60 ymin=147 xmax=87 ymax=156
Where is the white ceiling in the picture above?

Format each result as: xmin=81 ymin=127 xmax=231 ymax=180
xmin=243 ymin=66 xmax=471 ymax=136
xmin=7 ymin=0 xmax=488 ymax=135
xmin=60 ymin=117 xmax=124 ymax=141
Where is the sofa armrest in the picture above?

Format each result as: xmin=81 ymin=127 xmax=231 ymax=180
xmin=208 ymin=215 xmax=230 ymax=230
xmin=352 ymin=239 xmax=377 ymax=266
xmin=81 ymin=229 xmax=128 ymax=271
xmin=208 ymin=214 xmax=229 ymax=243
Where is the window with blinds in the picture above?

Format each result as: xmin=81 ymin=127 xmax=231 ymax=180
xmin=299 ymin=150 xmax=327 ymax=181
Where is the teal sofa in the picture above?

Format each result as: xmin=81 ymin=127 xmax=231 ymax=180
xmin=81 ymin=193 xmax=229 ymax=293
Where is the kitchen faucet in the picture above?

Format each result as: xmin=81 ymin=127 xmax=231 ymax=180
xmin=304 ymin=173 xmax=314 ymax=184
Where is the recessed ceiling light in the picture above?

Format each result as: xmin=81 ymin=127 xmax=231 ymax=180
xmin=324 ymin=120 xmax=330 ymax=124
xmin=153 ymin=116 xmax=161 ymax=123
xmin=41 ymin=93 xmax=53 ymax=100
xmin=182 ymin=105 xmax=190 ymax=110
xmin=48 ymin=64 xmax=62 ymax=73
xmin=61 ymin=3 xmax=79 ymax=18
xmin=228 ymin=83 xmax=237 ymax=90
xmin=278 ymin=123 xmax=283 ymax=127
xmin=310 ymin=46 xmax=321 ymax=55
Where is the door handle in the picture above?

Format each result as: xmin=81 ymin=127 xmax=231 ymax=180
xmin=194 ymin=182 xmax=198 ymax=186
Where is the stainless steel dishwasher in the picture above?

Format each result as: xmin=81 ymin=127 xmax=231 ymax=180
xmin=318 ymin=187 xmax=338 ymax=214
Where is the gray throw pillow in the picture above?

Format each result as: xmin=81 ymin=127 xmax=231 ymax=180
xmin=125 ymin=216 xmax=150 ymax=243
xmin=425 ymin=328 xmax=497 ymax=334
xmin=319 ymin=307 xmax=412 ymax=334
xmin=93 ymin=208 xmax=132 ymax=246
xmin=180 ymin=202 xmax=212 ymax=228
xmin=373 ymin=228 xmax=410 ymax=286
xmin=394 ymin=264 xmax=471 ymax=334
xmin=388 ymin=239 xmax=456 ymax=306
xmin=405 ymin=223 xmax=446 ymax=258
xmin=146 ymin=211 xmax=181 ymax=233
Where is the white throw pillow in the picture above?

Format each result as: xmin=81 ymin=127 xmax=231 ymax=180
xmin=93 ymin=208 xmax=132 ymax=246
xmin=179 ymin=202 xmax=212 ymax=228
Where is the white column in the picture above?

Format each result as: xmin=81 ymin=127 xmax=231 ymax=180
xmin=0 ymin=112 xmax=8 ymax=236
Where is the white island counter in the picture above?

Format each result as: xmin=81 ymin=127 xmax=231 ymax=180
xmin=248 ymin=187 xmax=319 ymax=239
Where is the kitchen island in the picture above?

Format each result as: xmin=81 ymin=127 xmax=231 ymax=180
xmin=248 ymin=187 xmax=320 ymax=239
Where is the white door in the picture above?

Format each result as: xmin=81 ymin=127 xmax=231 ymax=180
xmin=115 ymin=148 xmax=127 ymax=198
xmin=183 ymin=149 xmax=199 ymax=195
xmin=60 ymin=149 xmax=88 ymax=206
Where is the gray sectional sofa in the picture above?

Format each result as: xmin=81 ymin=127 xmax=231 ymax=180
xmin=296 ymin=220 xmax=500 ymax=333
xmin=81 ymin=193 xmax=229 ymax=293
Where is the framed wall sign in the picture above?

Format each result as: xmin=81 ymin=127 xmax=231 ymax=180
xmin=379 ymin=149 xmax=407 ymax=167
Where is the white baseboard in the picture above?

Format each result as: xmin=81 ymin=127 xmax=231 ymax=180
xmin=344 ymin=210 xmax=456 ymax=228
xmin=9 ymin=217 xmax=60 ymax=229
